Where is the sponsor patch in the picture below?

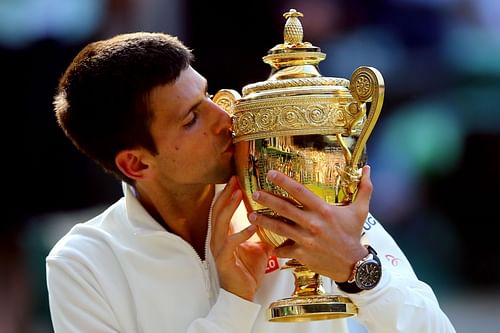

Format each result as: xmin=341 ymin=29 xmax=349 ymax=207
xmin=265 ymin=255 xmax=280 ymax=273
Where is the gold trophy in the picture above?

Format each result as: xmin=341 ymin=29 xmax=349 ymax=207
xmin=213 ymin=9 xmax=384 ymax=322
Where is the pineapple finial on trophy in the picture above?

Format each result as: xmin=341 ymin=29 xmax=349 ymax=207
xmin=263 ymin=9 xmax=325 ymax=75
xmin=283 ymin=9 xmax=304 ymax=45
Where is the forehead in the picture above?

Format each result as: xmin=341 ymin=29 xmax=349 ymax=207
xmin=148 ymin=66 xmax=206 ymax=121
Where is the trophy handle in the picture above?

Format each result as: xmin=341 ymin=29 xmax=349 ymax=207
xmin=212 ymin=89 xmax=241 ymax=115
xmin=349 ymin=66 xmax=385 ymax=169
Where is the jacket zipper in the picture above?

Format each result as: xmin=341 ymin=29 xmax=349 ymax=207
xmin=202 ymin=190 xmax=218 ymax=303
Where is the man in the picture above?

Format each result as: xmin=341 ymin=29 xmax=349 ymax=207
xmin=46 ymin=32 xmax=456 ymax=332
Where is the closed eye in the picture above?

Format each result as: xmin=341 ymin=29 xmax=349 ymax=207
xmin=184 ymin=112 xmax=198 ymax=128
xmin=182 ymin=90 xmax=210 ymax=129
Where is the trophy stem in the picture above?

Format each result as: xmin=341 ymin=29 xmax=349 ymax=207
xmin=267 ymin=259 xmax=358 ymax=322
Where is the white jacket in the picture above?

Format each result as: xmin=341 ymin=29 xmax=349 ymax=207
xmin=46 ymin=183 xmax=456 ymax=332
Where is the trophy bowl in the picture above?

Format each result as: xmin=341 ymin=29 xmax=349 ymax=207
xmin=213 ymin=9 xmax=384 ymax=322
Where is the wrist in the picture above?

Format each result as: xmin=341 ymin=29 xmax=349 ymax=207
xmin=335 ymin=245 xmax=382 ymax=293
xmin=346 ymin=246 xmax=371 ymax=283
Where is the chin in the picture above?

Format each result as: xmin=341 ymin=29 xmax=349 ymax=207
xmin=215 ymin=164 xmax=235 ymax=184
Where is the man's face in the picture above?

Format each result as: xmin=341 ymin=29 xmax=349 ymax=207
xmin=147 ymin=66 xmax=234 ymax=187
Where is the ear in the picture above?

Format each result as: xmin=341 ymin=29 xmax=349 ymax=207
xmin=115 ymin=149 xmax=151 ymax=181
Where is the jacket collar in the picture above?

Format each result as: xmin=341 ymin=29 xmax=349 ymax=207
xmin=120 ymin=182 xmax=226 ymax=235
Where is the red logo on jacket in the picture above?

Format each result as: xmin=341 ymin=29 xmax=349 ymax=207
xmin=265 ymin=256 xmax=280 ymax=273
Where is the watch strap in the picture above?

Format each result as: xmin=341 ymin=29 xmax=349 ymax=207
xmin=336 ymin=245 xmax=380 ymax=293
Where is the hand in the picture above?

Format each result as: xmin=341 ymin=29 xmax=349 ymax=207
xmin=248 ymin=165 xmax=373 ymax=282
xmin=210 ymin=176 xmax=273 ymax=301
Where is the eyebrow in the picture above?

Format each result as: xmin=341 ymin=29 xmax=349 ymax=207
xmin=181 ymin=81 xmax=208 ymax=119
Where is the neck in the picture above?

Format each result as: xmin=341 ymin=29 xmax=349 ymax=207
xmin=136 ymin=183 xmax=216 ymax=259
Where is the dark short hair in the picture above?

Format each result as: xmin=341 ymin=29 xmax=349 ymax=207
xmin=54 ymin=32 xmax=194 ymax=183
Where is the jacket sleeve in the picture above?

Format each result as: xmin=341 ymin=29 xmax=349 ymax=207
xmin=46 ymin=255 xmax=261 ymax=333
xmin=338 ymin=213 xmax=457 ymax=333
xmin=46 ymin=255 xmax=122 ymax=332
xmin=189 ymin=289 xmax=261 ymax=332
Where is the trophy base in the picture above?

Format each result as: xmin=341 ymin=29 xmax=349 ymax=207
xmin=267 ymin=294 xmax=358 ymax=322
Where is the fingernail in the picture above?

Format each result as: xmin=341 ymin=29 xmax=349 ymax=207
xmin=252 ymin=191 xmax=260 ymax=200
xmin=248 ymin=212 xmax=257 ymax=222
xmin=267 ymin=170 xmax=277 ymax=181
xmin=231 ymin=189 xmax=241 ymax=200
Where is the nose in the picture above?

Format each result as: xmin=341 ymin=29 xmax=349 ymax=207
xmin=208 ymin=98 xmax=233 ymax=135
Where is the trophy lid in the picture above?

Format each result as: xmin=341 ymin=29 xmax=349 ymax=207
xmin=241 ymin=9 xmax=350 ymax=99
xmin=215 ymin=8 xmax=384 ymax=147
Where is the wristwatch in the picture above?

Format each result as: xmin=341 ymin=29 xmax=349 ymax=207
xmin=336 ymin=245 xmax=382 ymax=293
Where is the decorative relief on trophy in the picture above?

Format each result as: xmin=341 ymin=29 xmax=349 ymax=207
xmin=214 ymin=8 xmax=384 ymax=322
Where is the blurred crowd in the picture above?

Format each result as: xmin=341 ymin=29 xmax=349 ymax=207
xmin=1 ymin=0 xmax=499 ymax=332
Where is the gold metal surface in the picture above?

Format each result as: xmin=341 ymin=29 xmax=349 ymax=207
xmin=213 ymin=8 xmax=384 ymax=322
xmin=268 ymin=295 xmax=358 ymax=322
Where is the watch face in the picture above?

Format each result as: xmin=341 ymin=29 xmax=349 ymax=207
xmin=355 ymin=260 xmax=382 ymax=290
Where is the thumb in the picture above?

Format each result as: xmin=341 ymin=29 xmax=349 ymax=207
xmin=354 ymin=165 xmax=373 ymax=206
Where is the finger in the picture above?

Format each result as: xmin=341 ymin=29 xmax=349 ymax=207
xmin=212 ymin=189 xmax=242 ymax=247
xmin=248 ymin=212 xmax=303 ymax=243
xmin=251 ymin=190 xmax=310 ymax=229
xmin=211 ymin=176 xmax=236 ymax=220
xmin=265 ymin=170 xmax=324 ymax=209
xmin=274 ymin=241 xmax=303 ymax=261
xmin=352 ymin=165 xmax=373 ymax=211
xmin=211 ymin=178 xmax=242 ymax=252
xmin=218 ymin=224 xmax=258 ymax=260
